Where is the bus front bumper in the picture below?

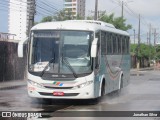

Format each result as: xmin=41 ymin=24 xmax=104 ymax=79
xmin=27 ymin=82 xmax=95 ymax=99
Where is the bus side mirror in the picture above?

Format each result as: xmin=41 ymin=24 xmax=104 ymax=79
xmin=91 ymin=38 xmax=98 ymax=58
xmin=18 ymin=38 xmax=28 ymax=58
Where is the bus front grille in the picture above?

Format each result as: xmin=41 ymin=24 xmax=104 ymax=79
xmin=38 ymin=92 xmax=79 ymax=96
xmin=43 ymin=86 xmax=73 ymax=89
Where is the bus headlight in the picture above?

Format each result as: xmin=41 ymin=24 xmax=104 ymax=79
xmin=73 ymin=80 xmax=93 ymax=89
xmin=28 ymin=80 xmax=44 ymax=88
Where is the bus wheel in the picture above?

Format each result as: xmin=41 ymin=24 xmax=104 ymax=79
xmin=101 ymin=81 xmax=105 ymax=97
xmin=115 ymin=75 xmax=123 ymax=95
xmin=120 ymin=75 xmax=123 ymax=90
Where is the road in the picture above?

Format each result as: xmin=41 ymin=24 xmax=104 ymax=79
xmin=0 ymin=70 xmax=160 ymax=120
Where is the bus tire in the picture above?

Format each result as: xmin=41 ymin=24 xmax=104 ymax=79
xmin=101 ymin=80 xmax=105 ymax=97
xmin=115 ymin=75 xmax=123 ymax=94
xmin=120 ymin=75 xmax=123 ymax=90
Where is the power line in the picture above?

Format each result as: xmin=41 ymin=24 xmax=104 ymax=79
xmin=124 ymin=4 xmax=138 ymax=18
xmin=36 ymin=1 xmax=59 ymax=16
xmin=0 ymin=0 xmax=54 ymax=16
xmin=45 ymin=0 xmax=63 ymax=9
xmin=38 ymin=0 xmax=59 ymax=12
xmin=36 ymin=4 xmax=54 ymax=16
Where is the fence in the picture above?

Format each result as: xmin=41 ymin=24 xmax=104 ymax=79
xmin=0 ymin=41 xmax=27 ymax=82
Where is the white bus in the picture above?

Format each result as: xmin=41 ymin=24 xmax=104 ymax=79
xmin=18 ymin=20 xmax=130 ymax=101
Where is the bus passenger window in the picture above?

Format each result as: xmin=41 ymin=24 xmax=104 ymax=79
xmin=126 ymin=37 xmax=130 ymax=54
xmin=107 ymin=33 xmax=112 ymax=54
xmin=101 ymin=32 xmax=106 ymax=55
xmin=118 ymin=35 xmax=122 ymax=54
xmin=95 ymin=39 xmax=100 ymax=69
xmin=122 ymin=36 xmax=125 ymax=54
xmin=113 ymin=34 xmax=117 ymax=54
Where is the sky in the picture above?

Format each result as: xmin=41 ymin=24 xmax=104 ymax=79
xmin=0 ymin=0 xmax=160 ymax=43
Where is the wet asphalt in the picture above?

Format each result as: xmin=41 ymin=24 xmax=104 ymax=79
xmin=1 ymin=70 xmax=160 ymax=120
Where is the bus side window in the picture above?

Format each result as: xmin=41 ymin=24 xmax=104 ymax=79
xmin=120 ymin=35 xmax=123 ymax=54
xmin=124 ymin=37 xmax=128 ymax=54
xmin=122 ymin=36 xmax=125 ymax=54
xmin=126 ymin=37 xmax=130 ymax=54
xmin=113 ymin=34 xmax=117 ymax=54
xmin=101 ymin=31 xmax=106 ymax=55
xmin=95 ymin=39 xmax=100 ymax=69
xmin=95 ymin=32 xmax=100 ymax=69
xmin=107 ymin=33 xmax=112 ymax=54
xmin=118 ymin=35 xmax=122 ymax=54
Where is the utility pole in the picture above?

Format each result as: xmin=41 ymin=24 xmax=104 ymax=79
xmin=133 ymin=29 xmax=135 ymax=44
xmin=153 ymin=28 xmax=158 ymax=46
xmin=122 ymin=1 xmax=124 ymax=18
xmin=149 ymin=24 xmax=152 ymax=45
xmin=148 ymin=24 xmax=152 ymax=67
xmin=27 ymin=0 xmax=36 ymax=37
xmin=138 ymin=15 xmax=141 ymax=47
xmin=137 ymin=14 xmax=141 ymax=70
xmin=94 ymin=0 xmax=98 ymax=20
xmin=92 ymin=10 xmax=106 ymax=20
xmin=147 ymin=32 xmax=149 ymax=45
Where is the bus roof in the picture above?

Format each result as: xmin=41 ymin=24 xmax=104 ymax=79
xmin=31 ymin=20 xmax=129 ymax=36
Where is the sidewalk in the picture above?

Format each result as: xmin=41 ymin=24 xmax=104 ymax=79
xmin=131 ymin=66 xmax=160 ymax=72
xmin=0 ymin=79 xmax=27 ymax=90
xmin=130 ymin=67 xmax=154 ymax=72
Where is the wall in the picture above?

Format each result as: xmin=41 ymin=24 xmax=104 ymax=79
xmin=0 ymin=41 xmax=27 ymax=82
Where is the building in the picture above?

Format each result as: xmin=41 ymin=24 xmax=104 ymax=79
xmin=8 ymin=0 xmax=35 ymax=40
xmin=64 ymin=0 xmax=85 ymax=18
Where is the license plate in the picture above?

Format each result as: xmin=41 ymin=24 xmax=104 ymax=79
xmin=53 ymin=92 xmax=64 ymax=96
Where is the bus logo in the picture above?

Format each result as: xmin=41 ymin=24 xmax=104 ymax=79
xmin=53 ymin=82 xmax=63 ymax=86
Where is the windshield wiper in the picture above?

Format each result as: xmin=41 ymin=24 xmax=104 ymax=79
xmin=40 ymin=58 xmax=55 ymax=77
xmin=61 ymin=55 xmax=78 ymax=78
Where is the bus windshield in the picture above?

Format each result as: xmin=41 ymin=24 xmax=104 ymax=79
xmin=29 ymin=30 xmax=93 ymax=76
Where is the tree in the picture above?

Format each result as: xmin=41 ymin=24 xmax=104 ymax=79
xmin=130 ymin=44 xmax=137 ymax=56
xmin=130 ymin=44 xmax=155 ymax=59
xmin=155 ymin=45 xmax=160 ymax=61
xmin=53 ymin=10 xmax=71 ymax=21
xmin=40 ymin=16 xmax=53 ymax=22
xmin=53 ymin=9 xmax=84 ymax=21
xmin=86 ymin=16 xmax=94 ymax=20
xmin=34 ymin=22 xmax=39 ymax=25
xmin=130 ymin=43 xmax=156 ymax=68
xmin=98 ymin=13 xmax=132 ymax=31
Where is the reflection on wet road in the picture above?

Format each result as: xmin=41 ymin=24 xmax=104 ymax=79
xmin=58 ymin=70 xmax=160 ymax=111
xmin=0 ymin=86 xmax=71 ymax=112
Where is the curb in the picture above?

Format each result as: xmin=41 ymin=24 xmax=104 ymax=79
xmin=131 ymin=67 xmax=154 ymax=72
xmin=0 ymin=84 xmax=26 ymax=90
xmin=0 ymin=80 xmax=27 ymax=90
